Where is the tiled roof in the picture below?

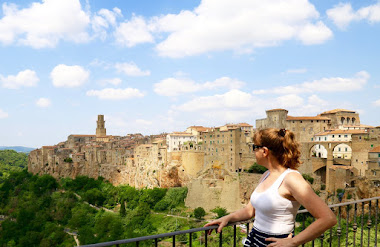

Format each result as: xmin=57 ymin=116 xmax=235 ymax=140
xmin=238 ymin=123 xmax=253 ymax=127
xmin=315 ymin=130 xmax=366 ymax=136
xmin=266 ymin=108 xmax=288 ymax=112
xmin=331 ymin=165 xmax=354 ymax=170
xmin=170 ymin=132 xmax=193 ymax=136
xmin=369 ymin=146 xmax=380 ymax=153
xmin=287 ymin=116 xmax=330 ymax=121
xmin=320 ymin=109 xmax=356 ymax=114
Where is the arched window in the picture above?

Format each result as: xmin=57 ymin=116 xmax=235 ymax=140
xmin=341 ymin=117 xmax=345 ymax=125
xmin=352 ymin=117 xmax=356 ymax=124
xmin=346 ymin=117 xmax=350 ymax=124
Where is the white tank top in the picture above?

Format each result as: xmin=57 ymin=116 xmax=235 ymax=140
xmin=250 ymin=168 xmax=301 ymax=234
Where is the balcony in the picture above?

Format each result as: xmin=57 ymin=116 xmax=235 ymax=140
xmin=80 ymin=197 xmax=379 ymax=247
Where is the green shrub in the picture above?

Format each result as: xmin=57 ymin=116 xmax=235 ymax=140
xmin=194 ymin=207 xmax=206 ymax=220
xmin=247 ymin=163 xmax=267 ymax=174
xmin=302 ymin=174 xmax=314 ymax=184
xmin=320 ymin=184 xmax=326 ymax=190
xmin=63 ymin=158 xmax=73 ymax=163
xmin=211 ymin=207 xmax=228 ymax=219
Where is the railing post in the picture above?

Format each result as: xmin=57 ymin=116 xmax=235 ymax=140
xmin=337 ymin=206 xmax=341 ymax=247
xmin=360 ymin=202 xmax=364 ymax=247
xmin=233 ymin=225 xmax=237 ymax=247
xmin=219 ymin=231 xmax=222 ymax=247
xmin=189 ymin=233 xmax=192 ymax=247
xmin=155 ymin=238 xmax=158 ymax=247
xmin=367 ymin=201 xmax=371 ymax=247
xmin=319 ymin=232 xmax=324 ymax=247
xmin=172 ymin=235 xmax=175 ymax=247
xmin=204 ymin=230 xmax=208 ymax=247
xmin=375 ymin=199 xmax=378 ymax=247
xmin=302 ymin=213 xmax=306 ymax=247
xmin=345 ymin=205 xmax=349 ymax=247
xmin=353 ymin=203 xmax=357 ymax=247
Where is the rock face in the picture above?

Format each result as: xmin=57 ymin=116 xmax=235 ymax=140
xmin=185 ymin=168 xmax=262 ymax=212
xmin=355 ymin=177 xmax=379 ymax=199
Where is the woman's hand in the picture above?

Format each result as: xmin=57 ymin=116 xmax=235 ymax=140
xmin=204 ymin=216 xmax=229 ymax=235
xmin=266 ymin=234 xmax=296 ymax=247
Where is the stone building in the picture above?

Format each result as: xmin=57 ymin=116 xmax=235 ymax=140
xmin=166 ymin=132 xmax=197 ymax=152
xmin=201 ymin=125 xmax=254 ymax=173
xmin=367 ymin=146 xmax=380 ymax=186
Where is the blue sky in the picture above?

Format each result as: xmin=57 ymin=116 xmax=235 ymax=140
xmin=0 ymin=0 xmax=380 ymax=148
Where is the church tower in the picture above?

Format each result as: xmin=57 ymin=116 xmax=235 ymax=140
xmin=96 ymin=115 xmax=106 ymax=137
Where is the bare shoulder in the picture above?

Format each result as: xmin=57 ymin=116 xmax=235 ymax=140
xmin=283 ymin=171 xmax=310 ymax=191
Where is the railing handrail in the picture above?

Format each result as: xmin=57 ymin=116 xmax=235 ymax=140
xmin=79 ymin=196 xmax=380 ymax=247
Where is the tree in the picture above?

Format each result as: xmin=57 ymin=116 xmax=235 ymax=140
xmin=211 ymin=207 xmax=228 ymax=219
xmin=194 ymin=207 xmax=206 ymax=220
xmin=120 ymin=200 xmax=126 ymax=217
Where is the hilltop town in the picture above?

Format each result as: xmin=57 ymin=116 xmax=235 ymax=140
xmin=28 ymin=109 xmax=380 ymax=211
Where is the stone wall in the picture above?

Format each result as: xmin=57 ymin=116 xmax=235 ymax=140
xmin=185 ymin=172 xmax=262 ymax=212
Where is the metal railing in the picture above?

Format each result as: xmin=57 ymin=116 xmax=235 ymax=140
xmin=80 ymin=197 xmax=379 ymax=247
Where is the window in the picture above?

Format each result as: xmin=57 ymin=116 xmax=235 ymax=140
xmin=332 ymin=135 xmax=335 ymax=138
xmin=325 ymin=137 xmax=327 ymax=141
xmin=300 ymin=121 xmax=303 ymax=123
xmin=345 ymin=148 xmax=347 ymax=151
xmin=311 ymin=138 xmax=313 ymax=141
xmin=311 ymin=120 xmax=313 ymax=123
xmin=378 ymin=154 xmax=380 ymax=158
xmin=338 ymin=135 xmax=341 ymax=138
xmin=344 ymin=135 xmax=348 ymax=138
xmin=371 ymin=144 xmax=374 ymax=147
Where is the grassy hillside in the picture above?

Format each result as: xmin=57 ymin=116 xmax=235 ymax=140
xmin=0 ymin=150 xmax=28 ymax=181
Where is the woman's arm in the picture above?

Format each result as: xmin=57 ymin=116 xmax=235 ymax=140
xmin=267 ymin=172 xmax=337 ymax=247
xmin=204 ymin=202 xmax=255 ymax=234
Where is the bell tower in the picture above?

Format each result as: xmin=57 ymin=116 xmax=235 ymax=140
xmin=96 ymin=115 xmax=106 ymax=137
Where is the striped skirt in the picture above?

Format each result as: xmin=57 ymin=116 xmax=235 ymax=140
xmin=243 ymin=227 xmax=293 ymax=247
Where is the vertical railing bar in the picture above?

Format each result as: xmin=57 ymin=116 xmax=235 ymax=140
xmin=136 ymin=241 xmax=139 ymax=247
xmin=329 ymin=208 xmax=334 ymax=247
xmin=302 ymin=213 xmax=306 ymax=247
xmin=189 ymin=233 xmax=192 ymax=247
xmin=246 ymin=223 xmax=250 ymax=238
xmin=233 ymin=225 xmax=237 ymax=247
xmin=337 ymin=206 xmax=341 ymax=247
xmin=219 ymin=231 xmax=222 ymax=247
xmin=155 ymin=238 xmax=158 ymax=247
xmin=345 ymin=204 xmax=349 ymax=247
xmin=172 ymin=235 xmax=175 ymax=247
xmin=360 ymin=202 xmax=364 ymax=247
xmin=375 ymin=199 xmax=378 ymax=247
xmin=353 ymin=203 xmax=357 ymax=247
xmin=367 ymin=201 xmax=371 ymax=247
xmin=205 ymin=230 xmax=208 ymax=247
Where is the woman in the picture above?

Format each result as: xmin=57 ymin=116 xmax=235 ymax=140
xmin=205 ymin=128 xmax=336 ymax=247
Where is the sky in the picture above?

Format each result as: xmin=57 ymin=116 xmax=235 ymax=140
xmin=1 ymin=0 xmax=380 ymax=148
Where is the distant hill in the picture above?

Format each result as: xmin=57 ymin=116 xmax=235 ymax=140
xmin=0 ymin=146 xmax=35 ymax=153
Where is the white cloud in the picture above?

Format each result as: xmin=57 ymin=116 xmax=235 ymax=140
xmin=36 ymin=97 xmax=51 ymax=108
xmin=285 ymin=68 xmax=308 ymax=74
xmin=274 ymin=94 xmax=304 ymax=108
xmin=1 ymin=69 xmax=39 ymax=89
xmin=92 ymin=8 xmax=122 ymax=40
xmin=0 ymin=0 xmax=90 ymax=48
xmin=0 ymin=108 xmax=8 ymax=119
xmin=114 ymin=15 xmax=154 ymax=47
xmin=115 ymin=62 xmax=150 ymax=76
xmin=374 ymin=99 xmax=380 ymax=106
xmin=150 ymin=0 xmax=332 ymax=57
xmin=327 ymin=2 xmax=380 ymax=29
xmin=253 ymin=71 xmax=369 ymax=94
xmin=86 ymin=88 xmax=144 ymax=100
xmin=174 ymin=89 xmax=255 ymax=112
xmin=51 ymin=64 xmax=89 ymax=88
xmin=98 ymin=78 xmax=122 ymax=86
xmin=136 ymin=119 xmax=152 ymax=125
xmin=154 ymin=76 xmax=245 ymax=96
